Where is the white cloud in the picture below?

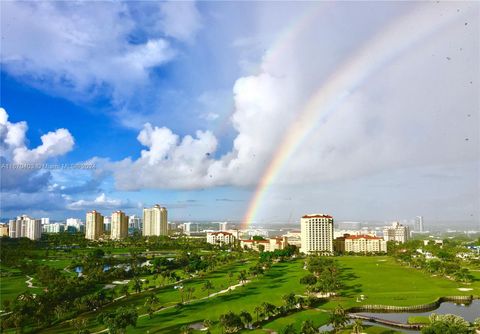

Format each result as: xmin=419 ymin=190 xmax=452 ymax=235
xmin=0 ymin=108 xmax=75 ymax=192
xmin=0 ymin=1 xmax=199 ymax=101
xmin=67 ymin=193 xmax=139 ymax=211
xmin=157 ymin=1 xmax=202 ymax=42
xmin=108 ymin=2 xmax=479 ymax=195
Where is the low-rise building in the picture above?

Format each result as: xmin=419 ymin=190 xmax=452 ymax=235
xmin=240 ymin=237 xmax=288 ymax=252
xmin=207 ymin=231 xmax=236 ymax=245
xmin=335 ymin=234 xmax=387 ymax=254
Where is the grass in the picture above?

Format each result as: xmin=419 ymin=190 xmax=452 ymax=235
xmin=408 ymin=315 xmax=430 ymax=324
xmin=7 ymin=255 xmax=479 ymax=333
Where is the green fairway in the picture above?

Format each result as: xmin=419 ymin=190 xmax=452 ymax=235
xmin=332 ymin=256 xmax=479 ymax=308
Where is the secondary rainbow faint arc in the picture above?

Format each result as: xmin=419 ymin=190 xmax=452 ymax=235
xmin=240 ymin=3 xmax=463 ymax=229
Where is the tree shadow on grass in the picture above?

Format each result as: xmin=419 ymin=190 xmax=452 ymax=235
xmin=339 ymin=266 xmax=362 ymax=297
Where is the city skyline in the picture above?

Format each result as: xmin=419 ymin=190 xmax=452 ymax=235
xmin=1 ymin=1 xmax=478 ymax=225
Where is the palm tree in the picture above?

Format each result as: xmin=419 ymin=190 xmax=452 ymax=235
xmin=282 ymin=293 xmax=296 ymax=310
xmin=144 ymin=294 xmax=159 ymax=319
xmin=300 ymin=320 xmax=317 ymax=334
xmin=329 ymin=305 xmax=349 ymax=334
xmin=261 ymin=302 xmax=276 ymax=319
xmin=254 ymin=305 xmax=263 ymax=323
xmin=239 ymin=310 xmax=252 ymax=328
xmin=281 ymin=323 xmax=297 ymax=334
xmin=238 ymin=271 xmax=247 ymax=285
xmin=203 ymin=280 xmax=214 ymax=298
xmin=352 ymin=319 xmax=363 ymax=334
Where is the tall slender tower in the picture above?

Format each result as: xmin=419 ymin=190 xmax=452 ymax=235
xmin=300 ymin=214 xmax=334 ymax=255
xmin=143 ymin=204 xmax=168 ymax=237
xmin=85 ymin=210 xmax=104 ymax=240
xmin=111 ymin=211 xmax=129 ymax=240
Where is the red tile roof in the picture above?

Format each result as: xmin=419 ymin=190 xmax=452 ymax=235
xmin=302 ymin=214 xmax=333 ymax=219
xmin=345 ymin=234 xmax=381 ymax=240
xmin=209 ymin=232 xmax=233 ymax=236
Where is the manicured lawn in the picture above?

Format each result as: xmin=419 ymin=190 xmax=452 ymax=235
xmin=0 ymin=266 xmax=43 ymax=303
xmin=39 ymin=258 xmax=260 ymax=333
xmin=23 ymin=255 xmax=480 ymax=333
xmin=330 ymin=256 xmax=479 ymax=308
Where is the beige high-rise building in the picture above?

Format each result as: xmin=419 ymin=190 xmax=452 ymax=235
xmin=111 ymin=211 xmax=129 ymax=240
xmin=143 ymin=204 xmax=168 ymax=237
xmin=300 ymin=214 xmax=334 ymax=255
xmin=383 ymin=222 xmax=410 ymax=243
xmin=335 ymin=234 xmax=387 ymax=253
xmin=0 ymin=224 xmax=9 ymax=237
xmin=85 ymin=210 xmax=104 ymax=240
xmin=8 ymin=215 xmax=41 ymax=240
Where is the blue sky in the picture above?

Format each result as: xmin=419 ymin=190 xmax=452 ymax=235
xmin=1 ymin=1 xmax=478 ymax=226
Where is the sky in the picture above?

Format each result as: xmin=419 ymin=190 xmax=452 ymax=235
xmin=0 ymin=1 xmax=478 ymax=226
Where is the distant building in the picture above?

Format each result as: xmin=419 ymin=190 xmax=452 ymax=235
xmin=0 ymin=224 xmax=9 ymax=237
xmin=143 ymin=205 xmax=168 ymax=237
xmin=414 ymin=216 xmax=424 ymax=232
xmin=335 ymin=234 xmax=387 ymax=254
xmin=240 ymin=237 xmax=288 ymax=252
xmin=66 ymin=218 xmax=83 ymax=232
xmin=8 ymin=215 xmax=42 ymax=240
xmin=218 ymin=222 xmax=228 ymax=231
xmin=283 ymin=230 xmax=301 ymax=248
xmin=104 ymin=216 xmax=112 ymax=232
xmin=128 ymin=215 xmax=142 ymax=230
xmin=111 ymin=211 xmax=129 ymax=240
xmin=383 ymin=222 xmax=410 ymax=243
xmin=85 ymin=210 xmax=104 ymax=240
xmin=207 ymin=231 xmax=235 ymax=245
xmin=300 ymin=214 xmax=334 ymax=254
xmin=423 ymin=239 xmax=443 ymax=246
xmin=182 ymin=222 xmax=192 ymax=235
xmin=43 ymin=223 xmax=65 ymax=233
xmin=41 ymin=217 xmax=50 ymax=225
xmin=110 ymin=211 xmax=128 ymax=240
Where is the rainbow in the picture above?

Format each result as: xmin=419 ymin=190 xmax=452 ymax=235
xmin=241 ymin=3 xmax=465 ymax=229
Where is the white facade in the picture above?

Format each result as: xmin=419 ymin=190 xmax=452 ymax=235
xmin=128 ymin=215 xmax=142 ymax=230
xmin=218 ymin=222 xmax=228 ymax=231
xmin=414 ymin=216 xmax=424 ymax=232
xmin=300 ymin=214 xmax=334 ymax=254
xmin=207 ymin=231 xmax=235 ymax=245
xmin=86 ymin=210 xmax=104 ymax=240
xmin=111 ymin=211 xmax=128 ymax=240
xmin=66 ymin=218 xmax=83 ymax=232
xmin=43 ymin=223 xmax=65 ymax=233
xmin=240 ymin=237 xmax=289 ymax=252
xmin=9 ymin=215 xmax=42 ymax=240
xmin=41 ymin=218 xmax=50 ymax=225
xmin=383 ymin=222 xmax=410 ymax=243
xmin=336 ymin=235 xmax=387 ymax=253
xmin=143 ymin=205 xmax=168 ymax=236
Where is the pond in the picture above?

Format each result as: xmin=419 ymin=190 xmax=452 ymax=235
xmin=319 ymin=300 xmax=479 ymax=333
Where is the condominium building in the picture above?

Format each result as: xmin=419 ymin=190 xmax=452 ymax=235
xmin=85 ymin=210 xmax=104 ymax=240
xmin=8 ymin=215 xmax=42 ymax=240
xmin=207 ymin=231 xmax=236 ymax=245
xmin=128 ymin=215 xmax=142 ymax=230
xmin=335 ymin=234 xmax=387 ymax=254
xmin=143 ymin=204 xmax=168 ymax=237
xmin=300 ymin=214 xmax=334 ymax=255
xmin=414 ymin=216 xmax=424 ymax=232
xmin=43 ymin=223 xmax=65 ymax=233
xmin=111 ymin=211 xmax=129 ymax=240
xmin=66 ymin=218 xmax=83 ymax=232
xmin=383 ymin=222 xmax=410 ymax=243
xmin=41 ymin=218 xmax=50 ymax=225
xmin=0 ymin=224 xmax=8 ymax=237
xmin=104 ymin=216 xmax=112 ymax=232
